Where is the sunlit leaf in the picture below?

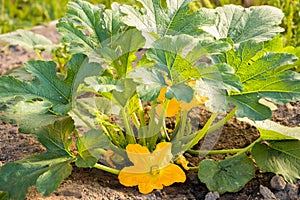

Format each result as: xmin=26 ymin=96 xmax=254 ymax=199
xmin=120 ymin=0 xmax=216 ymax=38
xmin=239 ymin=118 xmax=300 ymax=140
xmin=202 ymin=5 xmax=284 ymax=45
xmin=0 ymin=30 xmax=53 ymax=52
xmin=252 ymin=140 xmax=300 ymax=183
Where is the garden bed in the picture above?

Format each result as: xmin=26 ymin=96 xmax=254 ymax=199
xmin=0 ymin=22 xmax=299 ymax=200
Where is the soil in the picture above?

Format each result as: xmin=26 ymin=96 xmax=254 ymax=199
xmin=0 ymin=22 xmax=299 ymax=200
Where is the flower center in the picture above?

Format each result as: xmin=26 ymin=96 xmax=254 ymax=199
xmin=150 ymin=165 xmax=160 ymax=176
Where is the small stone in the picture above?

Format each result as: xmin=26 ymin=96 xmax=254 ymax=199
xmin=60 ymin=189 xmax=82 ymax=198
xmin=271 ymin=175 xmax=286 ymax=190
xmin=205 ymin=191 xmax=220 ymax=200
xmin=0 ymin=161 xmax=3 ymax=167
xmin=274 ymin=191 xmax=289 ymax=200
xmin=260 ymin=185 xmax=276 ymax=200
xmin=285 ymin=183 xmax=299 ymax=200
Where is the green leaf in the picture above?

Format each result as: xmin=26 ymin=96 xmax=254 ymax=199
xmin=57 ymin=0 xmax=145 ymax=77
xmin=147 ymin=34 xmax=230 ymax=84
xmin=212 ymin=40 xmax=299 ymax=120
xmin=57 ymin=0 xmax=125 ymax=54
xmin=0 ymin=155 xmax=73 ymax=199
xmin=202 ymin=5 xmax=284 ymax=45
xmin=0 ymin=100 xmax=60 ymax=133
xmin=0 ymin=117 xmax=75 ymax=199
xmin=65 ymin=54 xmax=105 ymax=104
xmin=0 ymin=61 xmax=70 ymax=113
xmin=252 ymin=140 xmax=300 ymax=183
xmin=69 ymin=96 xmax=120 ymax=129
xmin=120 ymin=0 xmax=216 ymax=38
xmin=198 ymin=154 xmax=256 ymax=194
xmin=165 ymin=83 xmax=194 ymax=102
xmin=90 ymin=29 xmax=146 ymax=77
xmin=129 ymin=67 xmax=166 ymax=101
xmin=76 ymin=129 xmax=112 ymax=168
xmin=198 ymin=63 xmax=242 ymax=92
xmin=0 ymin=30 xmax=53 ymax=52
xmin=0 ymin=54 xmax=104 ymax=116
xmin=239 ymin=118 xmax=300 ymax=140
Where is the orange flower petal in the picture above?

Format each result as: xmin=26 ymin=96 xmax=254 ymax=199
xmin=166 ymin=99 xmax=180 ymax=117
xmin=158 ymin=87 xmax=167 ymax=101
xmin=180 ymin=95 xmax=209 ymax=111
xmin=138 ymin=176 xmax=163 ymax=194
xmin=158 ymin=164 xmax=186 ymax=186
xmin=118 ymin=168 xmax=148 ymax=186
xmin=126 ymin=144 xmax=150 ymax=168
xmin=118 ymin=142 xmax=186 ymax=194
xmin=152 ymin=142 xmax=173 ymax=168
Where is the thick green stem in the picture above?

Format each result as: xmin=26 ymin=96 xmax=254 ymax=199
xmin=122 ymin=108 xmax=136 ymax=144
xmin=188 ymin=137 xmax=263 ymax=156
xmin=188 ymin=148 xmax=243 ymax=155
xmin=161 ymin=99 xmax=170 ymax=141
xmin=131 ymin=112 xmax=140 ymax=128
xmin=188 ymin=113 xmax=218 ymax=149
xmin=93 ymin=163 xmax=120 ymax=175
xmin=207 ymin=107 xmax=237 ymax=134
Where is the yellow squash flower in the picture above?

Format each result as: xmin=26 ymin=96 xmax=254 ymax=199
xmin=118 ymin=142 xmax=186 ymax=194
xmin=156 ymin=87 xmax=208 ymax=117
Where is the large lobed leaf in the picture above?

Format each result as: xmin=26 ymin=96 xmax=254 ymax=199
xmin=252 ymin=140 xmax=300 ymax=183
xmin=0 ymin=117 xmax=75 ymax=199
xmin=57 ymin=0 xmax=145 ymax=77
xmin=198 ymin=154 xmax=256 ymax=194
xmin=202 ymin=5 xmax=284 ymax=45
xmin=120 ymin=0 xmax=216 ymax=38
xmin=0 ymin=30 xmax=54 ymax=52
xmin=0 ymin=61 xmax=70 ymax=114
xmin=0 ymin=54 xmax=104 ymax=116
xmin=239 ymin=118 xmax=300 ymax=140
xmin=206 ymin=40 xmax=299 ymax=120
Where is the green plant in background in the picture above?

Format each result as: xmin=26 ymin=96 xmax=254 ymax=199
xmin=0 ymin=0 xmax=136 ymax=34
xmin=192 ymin=0 xmax=300 ymax=47
xmin=0 ymin=0 xmax=300 ymax=199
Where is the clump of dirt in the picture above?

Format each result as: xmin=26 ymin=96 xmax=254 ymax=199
xmin=0 ymin=22 xmax=299 ymax=200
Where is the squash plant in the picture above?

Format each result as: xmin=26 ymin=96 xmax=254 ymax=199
xmin=0 ymin=0 xmax=300 ymax=199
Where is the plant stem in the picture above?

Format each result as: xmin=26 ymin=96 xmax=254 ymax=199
xmin=122 ymin=108 xmax=136 ymax=144
xmin=188 ymin=113 xmax=218 ymax=149
xmin=207 ymin=107 xmax=237 ymax=134
xmin=161 ymin=99 xmax=170 ymax=141
xmin=131 ymin=112 xmax=140 ymax=128
xmin=71 ymin=109 xmax=94 ymax=129
xmin=93 ymin=163 xmax=120 ymax=175
xmin=188 ymin=148 xmax=244 ymax=155
xmin=187 ymin=137 xmax=263 ymax=156
xmin=34 ymin=50 xmax=43 ymax=60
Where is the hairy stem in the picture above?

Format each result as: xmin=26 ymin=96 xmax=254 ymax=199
xmin=93 ymin=163 xmax=120 ymax=175
xmin=188 ymin=137 xmax=263 ymax=156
